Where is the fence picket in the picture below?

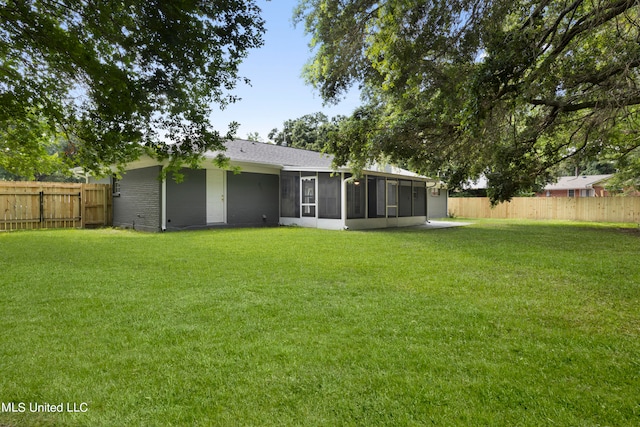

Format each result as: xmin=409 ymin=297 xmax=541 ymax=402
xmin=0 ymin=182 xmax=112 ymax=231
xmin=448 ymin=197 xmax=640 ymax=223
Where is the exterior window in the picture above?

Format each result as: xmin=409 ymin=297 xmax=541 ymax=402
xmin=318 ymin=172 xmax=341 ymax=219
xmin=568 ymin=189 xmax=575 ymax=197
xmin=581 ymin=189 xmax=592 ymax=197
xmin=280 ymin=172 xmax=300 ymax=217
xmin=112 ymin=177 xmax=121 ymax=196
xmin=431 ymin=188 xmax=441 ymax=197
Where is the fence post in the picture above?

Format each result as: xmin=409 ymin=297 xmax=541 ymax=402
xmin=39 ymin=191 xmax=44 ymax=223
xmin=79 ymin=190 xmax=84 ymax=228
xmin=103 ymin=186 xmax=109 ymax=226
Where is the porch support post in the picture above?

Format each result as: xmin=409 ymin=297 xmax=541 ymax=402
xmin=161 ymin=171 xmax=167 ymax=231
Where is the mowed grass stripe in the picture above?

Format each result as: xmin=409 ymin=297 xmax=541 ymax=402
xmin=0 ymin=221 xmax=638 ymax=426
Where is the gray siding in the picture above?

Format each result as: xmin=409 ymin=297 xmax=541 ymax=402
xmin=113 ymin=166 xmax=162 ymax=232
xmin=166 ymin=169 xmax=206 ymax=230
xmin=227 ymin=171 xmax=279 ymax=226
xmin=427 ymin=189 xmax=448 ymax=219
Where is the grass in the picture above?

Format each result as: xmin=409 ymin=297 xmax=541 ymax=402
xmin=0 ymin=220 xmax=639 ymax=426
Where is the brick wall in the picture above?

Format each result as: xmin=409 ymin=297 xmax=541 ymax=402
xmin=113 ymin=166 xmax=162 ymax=231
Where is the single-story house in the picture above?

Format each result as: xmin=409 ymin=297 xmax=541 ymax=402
xmin=95 ymin=139 xmax=447 ymax=231
xmin=537 ymin=175 xmax=613 ymax=197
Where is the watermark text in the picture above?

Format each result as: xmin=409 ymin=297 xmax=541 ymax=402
xmin=1 ymin=402 xmax=88 ymax=413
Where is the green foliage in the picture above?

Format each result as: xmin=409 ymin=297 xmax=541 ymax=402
xmin=246 ymin=131 xmax=264 ymax=142
xmin=0 ymin=112 xmax=70 ymax=180
xmin=268 ymin=112 xmax=344 ymax=151
xmin=0 ymin=222 xmax=639 ymax=425
xmin=324 ymin=105 xmax=382 ymax=173
xmin=606 ymin=147 xmax=640 ymax=193
xmin=0 ymin=1 xmax=266 ymax=178
xmin=296 ymin=0 xmax=640 ymax=203
xmin=553 ymin=158 xmax=617 ymax=177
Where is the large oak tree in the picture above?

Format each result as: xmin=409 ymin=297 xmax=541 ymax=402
xmin=268 ymin=112 xmax=343 ymax=151
xmin=296 ymin=0 xmax=640 ymax=202
xmin=1 ymin=0 xmax=266 ymax=178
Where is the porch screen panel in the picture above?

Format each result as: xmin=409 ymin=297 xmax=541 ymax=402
xmin=318 ymin=172 xmax=341 ymax=219
xmin=399 ymin=180 xmax=412 ymax=217
xmin=413 ymin=182 xmax=426 ymax=216
xmin=346 ymin=175 xmax=365 ymax=219
xmin=377 ymin=177 xmax=387 ymax=217
xmin=367 ymin=177 xmax=378 ymax=218
xmin=280 ymin=171 xmax=300 ymax=217
xmin=367 ymin=177 xmax=387 ymax=218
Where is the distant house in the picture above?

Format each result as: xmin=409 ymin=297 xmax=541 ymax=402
xmin=454 ymin=176 xmax=488 ymax=197
xmin=537 ymin=175 xmax=613 ymax=197
xmin=95 ymin=139 xmax=448 ymax=231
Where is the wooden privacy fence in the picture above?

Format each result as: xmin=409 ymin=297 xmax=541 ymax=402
xmin=0 ymin=182 xmax=112 ymax=231
xmin=448 ymin=196 xmax=640 ymax=223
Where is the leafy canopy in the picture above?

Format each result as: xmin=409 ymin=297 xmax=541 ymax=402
xmin=1 ymin=0 xmax=266 ymax=178
xmin=268 ymin=112 xmax=344 ymax=151
xmin=0 ymin=111 xmax=67 ymax=180
xmin=296 ymin=0 xmax=640 ymax=202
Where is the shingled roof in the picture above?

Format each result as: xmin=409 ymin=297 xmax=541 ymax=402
xmin=217 ymin=139 xmax=429 ymax=180
xmin=220 ymin=139 xmax=334 ymax=168
xmin=544 ymin=174 xmax=612 ymax=191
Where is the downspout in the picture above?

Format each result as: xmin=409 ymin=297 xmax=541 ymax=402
xmin=161 ymin=171 xmax=167 ymax=231
xmin=425 ymin=179 xmax=437 ymax=223
xmin=341 ymin=173 xmax=348 ymax=229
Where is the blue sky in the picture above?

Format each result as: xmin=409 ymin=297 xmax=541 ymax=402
xmin=210 ymin=0 xmax=362 ymax=141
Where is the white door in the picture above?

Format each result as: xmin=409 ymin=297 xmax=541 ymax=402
xmin=206 ymin=169 xmax=225 ymax=223
xmin=387 ymin=180 xmax=398 ymax=227
xmin=300 ymin=176 xmax=318 ymax=227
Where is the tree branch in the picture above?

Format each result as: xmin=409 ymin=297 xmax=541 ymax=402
xmin=521 ymin=0 xmax=554 ymax=31
xmin=574 ymin=58 xmax=640 ymax=86
xmin=530 ymin=94 xmax=640 ymax=112
xmin=548 ymin=0 xmax=637 ymax=59
xmin=534 ymin=0 xmax=583 ymax=53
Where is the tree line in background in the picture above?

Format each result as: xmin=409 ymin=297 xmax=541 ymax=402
xmin=267 ymin=112 xmax=344 ymax=152
xmin=2 ymin=1 xmax=639 ymax=201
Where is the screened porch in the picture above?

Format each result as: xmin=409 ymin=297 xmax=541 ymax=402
xmin=279 ymin=170 xmax=432 ymax=230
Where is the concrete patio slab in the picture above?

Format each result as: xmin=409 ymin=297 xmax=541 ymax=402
xmin=415 ymin=220 xmax=472 ymax=229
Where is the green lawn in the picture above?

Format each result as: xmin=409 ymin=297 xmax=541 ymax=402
xmin=0 ymin=220 xmax=639 ymax=426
